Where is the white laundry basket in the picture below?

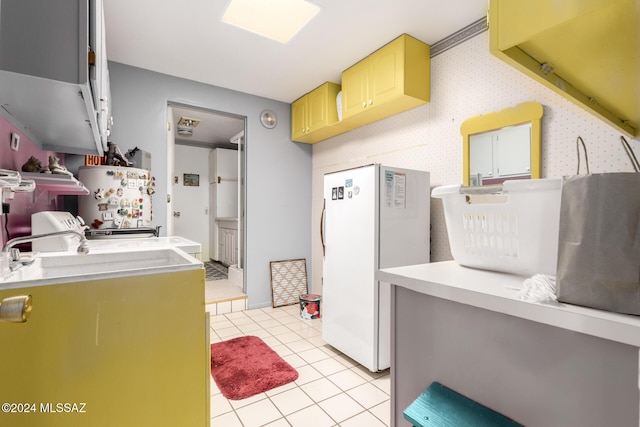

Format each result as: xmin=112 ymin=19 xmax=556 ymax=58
xmin=432 ymin=178 xmax=563 ymax=276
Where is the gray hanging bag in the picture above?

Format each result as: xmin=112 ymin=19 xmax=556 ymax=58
xmin=556 ymin=136 xmax=640 ymax=315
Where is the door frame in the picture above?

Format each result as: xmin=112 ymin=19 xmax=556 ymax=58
xmin=166 ymin=102 xmax=247 ymax=290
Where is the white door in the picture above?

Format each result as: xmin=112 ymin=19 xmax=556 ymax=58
xmin=172 ymin=144 xmax=211 ymax=259
xmin=321 ymin=165 xmax=378 ymax=371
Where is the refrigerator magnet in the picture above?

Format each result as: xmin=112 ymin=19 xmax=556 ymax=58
xmin=338 ymin=187 xmax=344 ymax=199
xmin=332 ymin=188 xmax=337 ymax=200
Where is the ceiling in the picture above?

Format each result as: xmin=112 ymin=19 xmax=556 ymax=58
xmin=171 ymin=104 xmax=244 ymax=148
xmin=103 ymin=0 xmax=487 ymax=146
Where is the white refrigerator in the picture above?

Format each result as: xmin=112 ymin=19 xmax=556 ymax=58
xmin=321 ymin=164 xmax=430 ymax=372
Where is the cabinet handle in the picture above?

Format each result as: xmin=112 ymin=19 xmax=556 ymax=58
xmin=320 ymin=199 xmax=326 ymax=257
xmin=0 ymin=295 xmax=32 ymax=323
xmin=368 ymin=99 xmax=373 ymax=105
xmin=361 ymin=102 xmax=366 ymax=108
xmin=306 ymin=127 xmax=310 ymax=132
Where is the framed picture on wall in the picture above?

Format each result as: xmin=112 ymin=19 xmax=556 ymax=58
xmin=183 ymin=173 xmax=199 ymax=186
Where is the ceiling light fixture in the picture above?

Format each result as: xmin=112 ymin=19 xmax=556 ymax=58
xmin=222 ymin=0 xmax=320 ymax=44
xmin=177 ymin=116 xmax=201 ymax=137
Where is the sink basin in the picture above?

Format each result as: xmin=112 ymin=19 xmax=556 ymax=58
xmin=0 ymin=248 xmax=203 ymax=288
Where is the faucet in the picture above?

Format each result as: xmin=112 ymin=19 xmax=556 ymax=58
xmin=2 ymin=230 xmax=90 ymax=264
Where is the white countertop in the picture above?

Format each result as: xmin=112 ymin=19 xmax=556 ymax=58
xmin=87 ymin=236 xmax=202 ymax=255
xmin=0 ymin=246 xmax=203 ymax=290
xmin=378 ymin=261 xmax=640 ymax=347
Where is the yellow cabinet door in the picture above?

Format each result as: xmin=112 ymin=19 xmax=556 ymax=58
xmin=307 ymin=86 xmax=336 ymax=132
xmin=368 ymin=36 xmax=405 ymax=108
xmin=291 ymin=82 xmax=341 ymax=143
xmin=291 ymin=96 xmax=308 ymax=141
xmin=341 ymin=59 xmax=370 ymax=120
xmin=0 ymin=270 xmax=209 ymax=427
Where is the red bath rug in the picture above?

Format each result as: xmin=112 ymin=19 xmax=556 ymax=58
xmin=210 ymin=335 xmax=299 ymax=400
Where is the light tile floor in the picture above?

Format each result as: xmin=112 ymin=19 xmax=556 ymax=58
xmin=208 ymin=304 xmax=390 ymax=427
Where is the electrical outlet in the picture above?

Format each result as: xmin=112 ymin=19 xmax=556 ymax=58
xmin=10 ymin=133 xmax=20 ymax=151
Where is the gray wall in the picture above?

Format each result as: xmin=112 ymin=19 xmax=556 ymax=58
xmin=108 ymin=62 xmax=312 ymax=309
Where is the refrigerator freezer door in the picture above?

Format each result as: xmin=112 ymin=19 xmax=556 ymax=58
xmin=376 ymin=167 xmax=430 ymax=369
xmin=322 ymin=165 xmax=379 ymax=371
xmin=379 ymin=167 xmax=430 ymax=268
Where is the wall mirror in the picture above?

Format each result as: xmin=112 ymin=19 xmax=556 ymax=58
xmin=461 ymin=101 xmax=543 ymax=186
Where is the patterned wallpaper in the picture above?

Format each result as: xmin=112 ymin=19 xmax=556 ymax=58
xmin=310 ymin=31 xmax=639 ymax=292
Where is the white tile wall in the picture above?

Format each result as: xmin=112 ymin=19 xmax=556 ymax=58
xmin=310 ymin=31 xmax=639 ymax=293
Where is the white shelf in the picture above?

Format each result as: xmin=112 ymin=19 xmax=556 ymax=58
xmin=378 ymin=261 xmax=640 ymax=347
xmin=20 ymin=172 xmax=89 ymax=196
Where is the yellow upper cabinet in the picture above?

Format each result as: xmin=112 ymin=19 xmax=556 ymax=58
xmin=291 ymin=82 xmax=341 ymax=143
xmin=489 ymin=0 xmax=639 ymax=137
xmin=341 ymin=34 xmax=430 ymax=126
xmin=290 ymin=34 xmax=431 ymax=144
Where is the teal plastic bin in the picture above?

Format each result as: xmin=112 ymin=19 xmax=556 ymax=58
xmin=403 ymin=382 xmax=523 ymax=427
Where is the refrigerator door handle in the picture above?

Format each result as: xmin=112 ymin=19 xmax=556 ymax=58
xmin=320 ymin=199 xmax=326 ymax=257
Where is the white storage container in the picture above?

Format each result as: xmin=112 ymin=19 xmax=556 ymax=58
xmin=432 ymin=178 xmax=563 ymax=276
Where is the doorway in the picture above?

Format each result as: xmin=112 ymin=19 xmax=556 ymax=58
xmin=167 ymin=102 xmax=246 ymax=296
